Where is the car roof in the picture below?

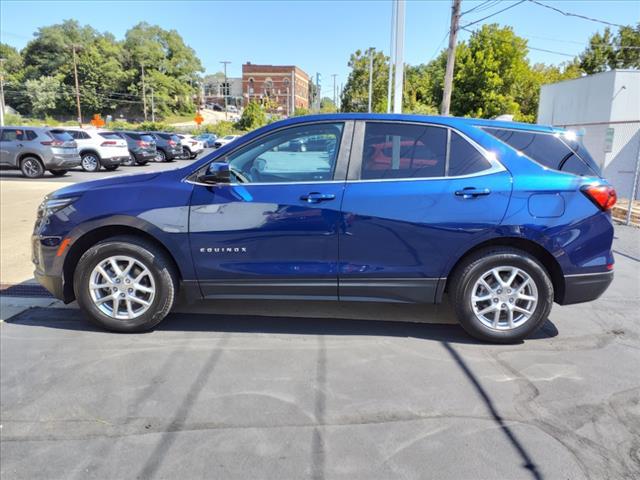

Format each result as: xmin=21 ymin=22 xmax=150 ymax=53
xmin=270 ymin=113 xmax=563 ymax=134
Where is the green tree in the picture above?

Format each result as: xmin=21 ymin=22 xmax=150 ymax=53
xmin=579 ymin=24 xmax=640 ymax=73
xmin=0 ymin=43 xmax=26 ymax=112
xmin=319 ymin=97 xmax=337 ymax=113
xmin=340 ymin=48 xmax=390 ymax=112
xmin=236 ymin=101 xmax=267 ymax=131
xmin=25 ymin=76 xmax=61 ymax=116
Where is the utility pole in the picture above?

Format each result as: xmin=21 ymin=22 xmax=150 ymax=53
xmin=387 ymin=0 xmax=396 ymax=113
xmin=367 ymin=50 xmax=374 ymax=113
xmin=291 ymin=70 xmax=295 ymax=116
xmin=0 ymin=58 xmax=5 ymax=127
xmin=220 ymin=61 xmax=231 ymax=120
xmin=150 ymin=86 xmax=156 ymax=123
xmin=71 ymin=44 xmax=82 ymax=126
xmin=392 ymin=0 xmax=406 ymax=114
xmin=332 ymin=74 xmax=337 ymax=110
xmin=141 ymin=64 xmax=147 ymax=121
xmin=441 ymin=0 xmax=461 ymax=115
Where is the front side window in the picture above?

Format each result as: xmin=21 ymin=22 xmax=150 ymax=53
xmin=361 ymin=122 xmax=447 ymax=179
xmin=483 ymin=127 xmax=599 ymax=177
xmin=223 ymin=123 xmax=343 ymax=184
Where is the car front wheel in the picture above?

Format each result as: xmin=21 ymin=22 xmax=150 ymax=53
xmin=449 ymin=247 xmax=553 ymax=343
xmin=74 ymin=236 xmax=178 ymax=332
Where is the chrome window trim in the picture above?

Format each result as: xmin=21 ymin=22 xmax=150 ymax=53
xmin=346 ymin=119 xmax=505 ymax=183
xmin=185 ymin=120 xmax=353 ymax=186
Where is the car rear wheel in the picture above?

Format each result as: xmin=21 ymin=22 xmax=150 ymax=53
xmin=182 ymin=147 xmax=191 ymax=160
xmin=124 ymin=152 xmax=137 ymax=166
xmin=81 ymin=153 xmax=101 ymax=172
xmin=449 ymin=247 xmax=553 ymax=343
xmin=20 ymin=157 xmax=45 ymax=178
xmin=155 ymin=149 xmax=166 ymax=162
xmin=74 ymin=236 xmax=177 ymax=332
xmin=103 ymin=165 xmax=119 ymax=171
xmin=50 ymin=170 xmax=68 ymax=177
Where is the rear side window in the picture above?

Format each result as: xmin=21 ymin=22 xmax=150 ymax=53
xmin=362 ymin=122 xmax=447 ymax=179
xmin=170 ymin=134 xmax=181 ymax=142
xmin=124 ymin=132 xmax=141 ymax=140
xmin=449 ymin=132 xmax=492 ymax=176
xmin=155 ymin=133 xmax=172 ymax=140
xmin=140 ymin=134 xmax=155 ymax=143
xmin=483 ymin=127 xmax=599 ymax=176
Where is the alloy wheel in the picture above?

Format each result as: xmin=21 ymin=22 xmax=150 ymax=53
xmin=82 ymin=154 xmax=99 ymax=172
xmin=470 ymin=266 xmax=538 ymax=330
xmin=89 ymin=255 xmax=156 ymax=320
xmin=22 ymin=158 xmax=43 ymax=178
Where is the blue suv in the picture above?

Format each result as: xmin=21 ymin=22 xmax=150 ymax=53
xmin=32 ymin=114 xmax=616 ymax=343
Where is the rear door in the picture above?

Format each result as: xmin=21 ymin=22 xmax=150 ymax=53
xmin=339 ymin=121 xmax=512 ymax=303
xmin=189 ymin=121 xmax=353 ymax=299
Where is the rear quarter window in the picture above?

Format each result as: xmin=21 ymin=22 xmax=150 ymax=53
xmin=99 ymin=132 xmax=123 ymax=140
xmin=449 ymin=132 xmax=492 ymax=176
xmin=483 ymin=127 xmax=600 ymax=177
xmin=48 ymin=130 xmax=74 ymax=142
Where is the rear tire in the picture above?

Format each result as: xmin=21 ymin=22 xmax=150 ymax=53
xmin=449 ymin=247 xmax=553 ymax=343
xmin=155 ymin=149 xmax=166 ymax=163
xmin=124 ymin=152 xmax=137 ymax=166
xmin=81 ymin=152 xmax=101 ymax=172
xmin=74 ymin=235 xmax=178 ymax=332
xmin=103 ymin=165 xmax=119 ymax=171
xmin=50 ymin=170 xmax=68 ymax=177
xmin=20 ymin=157 xmax=45 ymax=178
xmin=182 ymin=147 xmax=191 ymax=160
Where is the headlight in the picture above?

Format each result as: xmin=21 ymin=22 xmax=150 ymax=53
xmin=37 ymin=196 xmax=78 ymax=218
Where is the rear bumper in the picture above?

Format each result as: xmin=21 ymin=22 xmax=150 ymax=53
xmin=47 ymin=155 xmax=81 ymax=170
xmin=559 ymin=271 xmax=614 ymax=305
xmin=101 ymin=156 xmax=127 ymax=167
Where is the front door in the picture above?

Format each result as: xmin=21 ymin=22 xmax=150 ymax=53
xmin=189 ymin=121 xmax=352 ymax=299
xmin=339 ymin=121 xmax=512 ymax=303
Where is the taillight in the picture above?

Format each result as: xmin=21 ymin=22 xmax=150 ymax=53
xmin=136 ymin=140 xmax=149 ymax=148
xmin=190 ymin=141 xmax=197 ymax=146
xmin=101 ymin=140 xmax=117 ymax=147
xmin=168 ymin=140 xmax=176 ymax=146
xmin=41 ymin=140 xmax=65 ymax=147
xmin=581 ymin=185 xmax=617 ymax=211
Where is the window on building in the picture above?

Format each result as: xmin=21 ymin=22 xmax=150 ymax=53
xmin=448 ymin=132 xmax=493 ymax=176
xmin=361 ymin=122 xmax=447 ymax=179
xmin=483 ymin=127 xmax=600 ymax=176
xmin=248 ymin=78 xmax=254 ymax=95
xmin=264 ymin=78 xmax=273 ymax=97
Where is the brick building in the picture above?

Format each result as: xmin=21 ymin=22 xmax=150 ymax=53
xmin=242 ymin=63 xmax=310 ymax=115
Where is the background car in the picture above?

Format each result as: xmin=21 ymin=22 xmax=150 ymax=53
xmin=0 ymin=126 xmax=80 ymax=178
xmin=146 ymin=132 xmax=183 ymax=162
xmin=194 ymin=133 xmax=217 ymax=148
xmin=116 ymin=131 xmax=157 ymax=166
xmin=64 ymin=128 xmax=129 ymax=172
xmin=177 ymin=134 xmax=204 ymax=159
xmin=213 ymin=134 xmax=241 ymax=149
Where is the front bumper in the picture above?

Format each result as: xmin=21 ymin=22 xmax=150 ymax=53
xmin=32 ymin=235 xmax=67 ymax=301
xmin=559 ymin=271 xmax=614 ymax=305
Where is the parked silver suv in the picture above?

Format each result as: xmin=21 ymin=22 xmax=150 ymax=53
xmin=0 ymin=126 xmax=81 ymax=178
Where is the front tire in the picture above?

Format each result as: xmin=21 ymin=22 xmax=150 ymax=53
xmin=74 ymin=236 xmax=178 ymax=332
xmin=449 ymin=247 xmax=553 ymax=343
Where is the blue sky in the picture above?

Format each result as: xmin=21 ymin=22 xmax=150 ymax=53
xmin=1 ymin=0 xmax=638 ymax=92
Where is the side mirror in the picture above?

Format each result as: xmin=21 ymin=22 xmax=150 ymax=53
xmin=198 ymin=161 xmax=231 ymax=184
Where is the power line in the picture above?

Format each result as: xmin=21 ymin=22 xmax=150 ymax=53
xmin=526 ymin=0 xmax=626 ymax=28
xmin=461 ymin=0 xmax=526 ymax=29
xmin=460 ymin=26 xmax=577 ymax=58
xmin=460 ymin=0 xmax=500 ymax=17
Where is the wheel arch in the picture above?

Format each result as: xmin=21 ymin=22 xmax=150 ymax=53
xmin=62 ymin=224 xmax=183 ymax=303
xmin=18 ymin=152 xmax=44 ymax=165
xmin=80 ymin=148 xmax=101 ymax=159
xmin=444 ymin=236 xmax=565 ymax=303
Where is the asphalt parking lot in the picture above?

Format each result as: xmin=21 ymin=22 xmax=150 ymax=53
xmin=1 ymin=221 xmax=639 ymax=478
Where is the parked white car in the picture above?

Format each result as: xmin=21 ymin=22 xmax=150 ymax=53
xmin=177 ymin=134 xmax=205 ymax=159
xmin=213 ymin=135 xmax=241 ymax=149
xmin=64 ymin=128 xmax=129 ymax=172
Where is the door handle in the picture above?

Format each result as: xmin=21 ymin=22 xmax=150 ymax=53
xmin=300 ymin=192 xmax=336 ymax=203
xmin=455 ymin=187 xmax=491 ymax=199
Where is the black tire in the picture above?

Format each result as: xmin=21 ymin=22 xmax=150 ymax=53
xmin=182 ymin=147 xmax=191 ymax=160
xmin=80 ymin=152 xmax=101 ymax=172
xmin=20 ymin=156 xmax=45 ymax=178
xmin=50 ymin=170 xmax=68 ymax=176
xmin=136 ymin=160 xmax=148 ymax=166
xmin=73 ymin=235 xmax=178 ymax=332
xmin=103 ymin=164 xmax=119 ymax=171
xmin=155 ymin=149 xmax=166 ymax=162
xmin=124 ymin=152 xmax=137 ymax=166
xmin=449 ymin=247 xmax=553 ymax=343
xmin=190 ymin=153 xmax=198 ymax=159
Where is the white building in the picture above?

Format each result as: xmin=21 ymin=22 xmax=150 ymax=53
xmin=537 ymin=69 xmax=640 ymax=199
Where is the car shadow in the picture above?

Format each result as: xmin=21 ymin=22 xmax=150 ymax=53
xmin=5 ymin=305 xmax=559 ymax=345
